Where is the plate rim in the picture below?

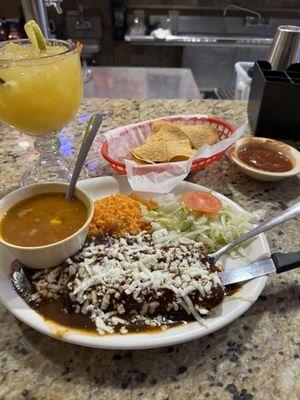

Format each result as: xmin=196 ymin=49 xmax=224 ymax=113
xmin=0 ymin=176 xmax=270 ymax=350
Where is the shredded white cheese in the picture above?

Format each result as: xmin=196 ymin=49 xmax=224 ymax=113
xmin=30 ymin=232 xmax=224 ymax=335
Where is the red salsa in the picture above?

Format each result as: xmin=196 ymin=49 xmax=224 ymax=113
xmin=238 ymin=145 xmax=293 ymax=173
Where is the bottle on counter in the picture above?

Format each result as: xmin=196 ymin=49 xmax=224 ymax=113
xmin=111 ymin=0 xmax=128 ymax=40
xmin=0 ymin=19 xmax=9 ymax=41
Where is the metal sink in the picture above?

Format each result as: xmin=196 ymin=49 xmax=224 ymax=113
xmin=175 ymin=16 xmax=298 ymax=37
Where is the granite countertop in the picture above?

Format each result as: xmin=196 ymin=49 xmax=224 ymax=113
xmin=0 ymin=99 xmax=299 ymax=400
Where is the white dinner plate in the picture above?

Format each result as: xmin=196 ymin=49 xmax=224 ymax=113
xmin=0 ymin=176 xmax=270 ymax=349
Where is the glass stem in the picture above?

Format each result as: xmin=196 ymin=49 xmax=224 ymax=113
xmin=34 ymin=133 xmax=61 ymax=162
xmin=30 ymin=133 xmax=73 ymax=182
xmin=20 ymin=132 xmax=88 ymax=186
xmin=20 ymin=133 xmax=73 ymax=185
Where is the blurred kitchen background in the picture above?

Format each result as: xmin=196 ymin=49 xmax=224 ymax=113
xmin=1 ymin=0 xmax=300 ymax=100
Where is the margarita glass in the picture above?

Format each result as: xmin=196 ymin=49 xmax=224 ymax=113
xmin=0 ymin=39 xmax=83 ymax=186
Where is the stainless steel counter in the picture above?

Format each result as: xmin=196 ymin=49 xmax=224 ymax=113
xmin=124 ymin=34 xmax=273 ymax=48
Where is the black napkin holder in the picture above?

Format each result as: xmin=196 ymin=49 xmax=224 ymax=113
xmin=247 ymin=61 xmax=300 ymax=140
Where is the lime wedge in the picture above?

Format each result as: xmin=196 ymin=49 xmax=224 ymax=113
xmin=24 ymin=20 xmax=47 ymax=51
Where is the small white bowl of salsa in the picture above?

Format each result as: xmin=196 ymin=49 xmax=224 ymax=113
xmin=0 ymin=182 xmax=94 ymax=269
xmin=228 ymin=137 xmax=300 ymax=181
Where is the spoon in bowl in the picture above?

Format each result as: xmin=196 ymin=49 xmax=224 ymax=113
xmin=65 ymin=113 xmax=102 ymax=201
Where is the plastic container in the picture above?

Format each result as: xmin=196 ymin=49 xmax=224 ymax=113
xmin=248 ymin=60 xmax=300 ymax=139
xmin=234 ymin=61 xmax=254 ymax=100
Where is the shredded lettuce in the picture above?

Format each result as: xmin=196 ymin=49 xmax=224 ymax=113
xmin=142 ymin=193 xmax=260 ymax=252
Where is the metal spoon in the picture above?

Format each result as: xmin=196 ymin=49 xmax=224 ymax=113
xmin=65 ymin=113 xmax=102 ymax=201
xmin=209 ymin=202 xmax=300 ymax=264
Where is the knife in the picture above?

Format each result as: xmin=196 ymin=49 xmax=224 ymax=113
xmin=219 ymin=251 xmax=300 ymax=285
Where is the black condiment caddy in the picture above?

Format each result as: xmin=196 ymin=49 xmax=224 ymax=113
xmin=247 ymin=61 xmax=300 ymax=140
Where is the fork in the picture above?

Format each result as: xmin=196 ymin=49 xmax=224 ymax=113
xmin=209 ymin=202 xmax=300 ymax=265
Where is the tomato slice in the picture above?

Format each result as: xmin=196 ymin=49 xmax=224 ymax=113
xmin=181 ymin=191 xmax=222 ymax=214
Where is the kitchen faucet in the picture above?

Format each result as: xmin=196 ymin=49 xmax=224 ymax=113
xmin=45 ymin=0 xmax=62 ymax=14
xmin=223 ymin=4 xmax=269 ymax=27
xmin=223 ymin=4 xmax=262 ymax=19
xmin=21 ymin=0 xmax=63 ymax=38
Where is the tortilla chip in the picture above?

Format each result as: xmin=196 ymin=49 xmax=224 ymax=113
xmin=152 ymin=120 xmax=188 ymax=142
xmin=158 ymin=126 xmax=188 ymax=143
xmin=176 ymin=124 xmax=220 ymax=149
xmin=130 ymin=121 xmax=220 ymax=165
xmin=131 ymin=153 xmax=147 ymax=164
xmin=166 ymin=139 xmax=196 ymax=162
xmin=130 ymin=149 xmax=155 ymax=164
xmin=131 ymin=137 xmax=168 ymax=163
xmin=170 ymin=155 xmax=194 ymax=162
xmin=152 ymin=120 xmax=170 ymax=134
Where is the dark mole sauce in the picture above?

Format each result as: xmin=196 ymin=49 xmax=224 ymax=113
xmin=225 ymin=284 xmax=242 ymax=296
xmin=238 ymin=145 xmax=293 ymax=173
xmin=10 ymin=261 xmax=185 ymax=334
xmin=10 ymin=250 xmax=233 ymax=335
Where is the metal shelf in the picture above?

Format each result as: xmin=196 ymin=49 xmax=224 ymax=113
xmin=124 ymin=34 xmax=273 ymax=48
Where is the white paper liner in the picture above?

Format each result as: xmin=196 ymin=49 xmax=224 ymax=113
xmin=103 ymin=114 xmax=248 ymax=193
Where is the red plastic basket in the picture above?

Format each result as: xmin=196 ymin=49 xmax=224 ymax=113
xmin=101 ymin=116 xmax=236 ymax=175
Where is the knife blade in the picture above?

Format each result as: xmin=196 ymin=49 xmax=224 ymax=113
xmin=219 ymin=258 xmax=276 ymax=285
xmin=219 ymin=250 xmax=300 ymax=286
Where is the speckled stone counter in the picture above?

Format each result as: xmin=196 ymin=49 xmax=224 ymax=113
xmin=0 ymin=99 xmax=299 ymax=400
